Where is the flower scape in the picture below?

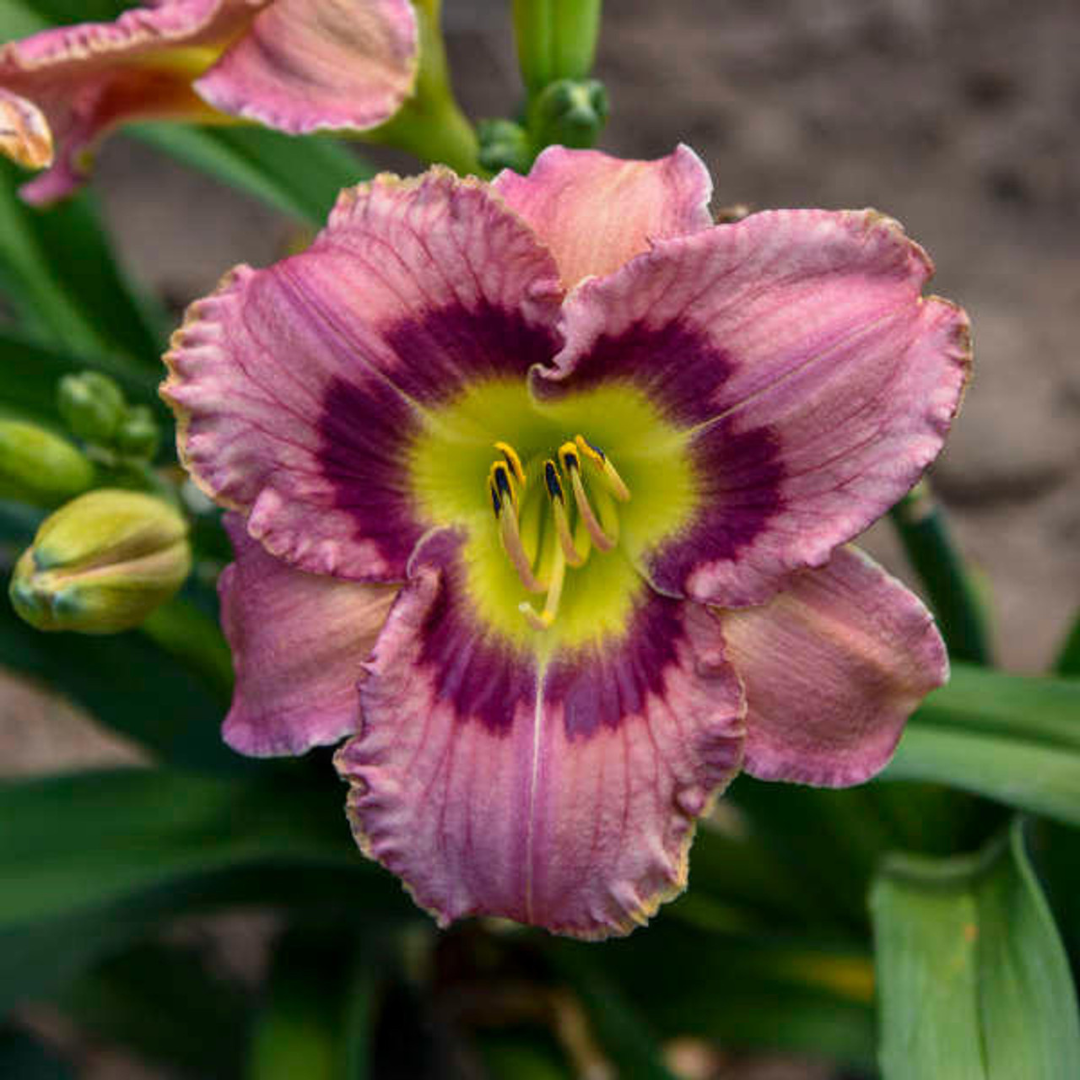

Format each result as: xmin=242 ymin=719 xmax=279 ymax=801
xmin=162 ymin=145 xmax=971 ymax=939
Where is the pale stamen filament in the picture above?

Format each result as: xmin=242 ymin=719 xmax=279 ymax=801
xmin=574 ymin=434 xmax=631 ymax=502
xmin=489 ymin=462 xmax=546 ymax=593
xmin=544 ymin=459 xmax=587 ymax=568
xmin=560 ymin=442 xmax=616 ymax=553
xmin=519 ymin=535 xmax=567 ymax=630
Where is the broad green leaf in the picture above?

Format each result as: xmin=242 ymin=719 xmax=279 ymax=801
xmin=0 ymin=161 xmax=166 ymax=365
xmin=0 ymin=1027 xmax=73 ymax=1080
xmin=57 ymin=941 xmax=250 ymax=1080
xmin=884 ymin=663 xmax=1080 ymax=825
xmin=871 ymin=819 xmax=1080 ymax=1079
xmin=0 ymin=769 xmax=362 ymax=928
xmin=556 ymin=923 xmax=875 ymax=1067
xmin=249 ymin=928 xmax=384 ymax=1080
xmin=0 ymin=0 xmax=47 ymax=36
xmin=130 ymin=125 xmax=374 ymax=225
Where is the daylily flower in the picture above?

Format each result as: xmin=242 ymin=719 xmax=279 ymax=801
xmin=0 ymin=0 xmax=418 ymax=204
xmin=162 ymin=146 xmax=970 ymax=939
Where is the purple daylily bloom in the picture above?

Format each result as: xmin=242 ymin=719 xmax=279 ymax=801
xmin=0 ymin=0 xmax=418 ymax=204
xmin=163 ymin=147 xmax=969 ymax=938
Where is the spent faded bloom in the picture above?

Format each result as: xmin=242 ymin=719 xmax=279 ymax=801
xmin=163 ymin=147 xmax=969 ymax=938
xmin=0 ymin=0 xmax=418 ymax=204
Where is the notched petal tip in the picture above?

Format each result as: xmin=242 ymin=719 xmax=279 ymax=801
xmin=0 ymin=90 xmax=52 ymax=168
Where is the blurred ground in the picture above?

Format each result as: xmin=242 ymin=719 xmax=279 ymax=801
xmin=2 ymin=0 xmax=1079 ymax=1076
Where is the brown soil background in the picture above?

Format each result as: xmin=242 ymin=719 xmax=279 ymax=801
xmin=2 ymin=0 xmax=1079 ymax=1075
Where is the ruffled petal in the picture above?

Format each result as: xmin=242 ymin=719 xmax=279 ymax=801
xmin=219 ymin=514 xmax=396 ymax=757
xmin=492 ymin=144 xmax=713 ymax=288
xmin=162 ymin=168 xmax=562 ymax=582
xmin=0 ymin=0 xmax=261 ymax=203
xmin=537 ymin=209 xmax=972 ymax=607
xmin=334 ymin=531 xmax=745 ymax=939
xmin=195 ymin=0 xmax=417 ymax=135
xmin=720 ymin=545 xmax=947 ymax=787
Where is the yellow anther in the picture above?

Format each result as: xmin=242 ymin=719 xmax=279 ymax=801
xmin=494 ymin=441 xmax=526 ymax=486
xmin=574 ymin=434 xmax=631 ymax=502
xmin=559 ymin=441 xmax=581 ymax=473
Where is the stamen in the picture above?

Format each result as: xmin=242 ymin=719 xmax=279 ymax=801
xmin=489 ymin=459 xmax=545 ymax=593
xmin=544 ymin=460 xmax=586 ymax=567
xmin=574 ymin=434 xmax=630 ymax=502
xmin=520 ymin=540 xmax=566 ymax=630
xmin=493 ymin=441 xmax=526 ymax=487
xmin=559 ymin=441 xmax=616 ymax=553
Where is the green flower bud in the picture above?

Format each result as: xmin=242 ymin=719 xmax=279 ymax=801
xmin=477 ymin=118 xmax=534 ymax=174
xmin=57 ymin=371 xmax=126 ymax=445
xmin=513 ymin=0 xmax=602 ymax=93
xmin=9 ymin=489 xmax=191 ymax=634
xmin=0 ymin=419 xmax=94 ymax=506
xmin=528 ymin=78 xmax=609 ymax=150
xmin=114 ymin=405 xmax=161 ymax=460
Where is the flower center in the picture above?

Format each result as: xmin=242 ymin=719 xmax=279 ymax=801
xmin=486 ymin=435 xmax=631 ymax=630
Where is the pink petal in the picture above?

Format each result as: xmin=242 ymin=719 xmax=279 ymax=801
xmin=0 ymin=0 xmax=262 ymax=203
xmin=219 ymin=514 xmax=396 ymax=757
xmin=162 ymin=168 xmax=561 ymax=582
xmin=537 ymin=209 xmax=972 ymax=607
xmin=493 ymin=144 xmax=713 ymax=287
xmin=334 ymin=531 xmax=745 ymax=939
xmin=721 ymin=545 xmax=947 ymax=787
xmin=195 ymin=0 xmax=418 ymax=135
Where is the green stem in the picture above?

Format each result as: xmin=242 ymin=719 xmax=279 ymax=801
xmin=140 ymin=596 xmax=233 ymax=702
xmin=359 ymin=0 xmax=482 ymax=176
xmin=1053 ymin=611 xmax=1080 ymax=677
xmin=889 ymin=480 xmax=993 ymax=666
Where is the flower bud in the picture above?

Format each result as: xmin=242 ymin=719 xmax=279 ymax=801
xmin=0 ymin=419 xmax=94 ymax=506
xmin=9 ymin=489 xmax=191 ymax=634
xmin=57 ymin=370 xmax=126 ymax=444
xmin=477 ymin=118 xmax=534 ymax=174
xmin=513 ymin=0 xmax=602 ymax=94
xmin=528 ymin=78 xmax=609 ymax=150
xmin=113 ymin=405 xmax=161 ymax=460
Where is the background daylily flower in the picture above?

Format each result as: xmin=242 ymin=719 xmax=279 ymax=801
xmin=162 ymin=145 xmax=970 ymax=939
xmin=0 ymin=0 xmax=418 ymax=204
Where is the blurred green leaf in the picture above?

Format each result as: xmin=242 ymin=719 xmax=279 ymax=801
xmin=0 ymin=588 xmax=240 ymax=770
xmin=0 ymin=161 xmax=166 ymax=364
xmin=871 ymin=818 xmax=1080 ymax=1079
xmin=58 ymin=941 xmax=250 ymax=1080
xmin=0 ymin=770 xmax=361 ymax=928
xmin=0 ymin=0 xmax=48 ymax=36
xmin=0 ymin=329 xmax=160 ymax=430
xmin=0 ymin=1027 xmax=73 ymax=1080
xmin=130 ymin=125 xmax=375 ymax=225
xmin=1054 ymin=609 xmax=1080 ymax=677
xmin=557 ymin=920 xmax=875 ymax=1068
xmin=249 ymin=928 xmax=384 ymax=1080
xmin=884 ymin=663 xmax=1080 ymax=825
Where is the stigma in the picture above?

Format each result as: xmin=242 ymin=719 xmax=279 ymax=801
xmin=486 ymin=435 xmax=631 ymax=631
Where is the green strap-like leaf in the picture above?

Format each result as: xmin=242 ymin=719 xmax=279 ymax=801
xmin=871 ymin=818 xmax=1080 ymax=1080
xmin=129 ymin=125 xmax=375 ymax=225
xmin=0 ymin=161 xmax=167 ymax=365
xmin=883 ymin=663 xmax=1080 ymax=825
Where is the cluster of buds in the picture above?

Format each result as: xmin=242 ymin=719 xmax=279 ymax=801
xmin=4 ymin=370 xmax=190 ymax=635
xmin=479 ymin=0 xmax=608 ymax=173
